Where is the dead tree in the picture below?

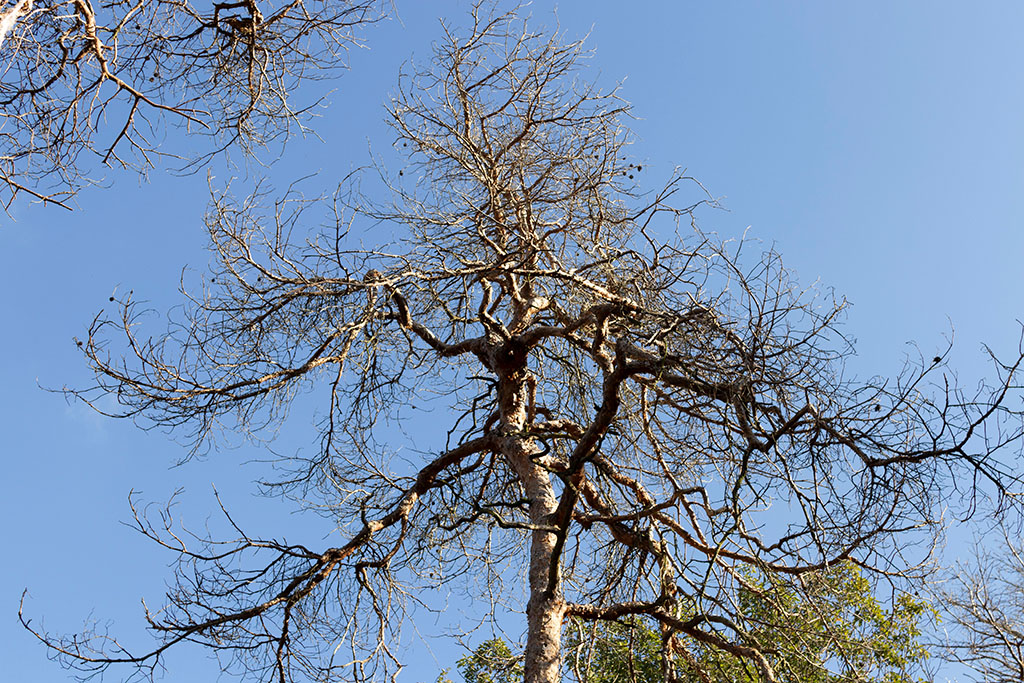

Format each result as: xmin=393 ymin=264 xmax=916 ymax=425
xmin=22 ymin=4 xmax=1024 ymax=683
xmin=940 ymin=533 xmax=1024 ymax=683
xmin=0 ymin=0 xmax=381 ymax=211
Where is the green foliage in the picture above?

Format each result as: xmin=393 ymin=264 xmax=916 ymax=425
xmin=448 ymin=563 xmax=931 ymax=683
xmin=564 ymin=617 xmax=663 ymax=683
xmin=712 ymin=562 xmax=931 ymax=683
xmin=456 ymin=638 xmax=523 ymax=683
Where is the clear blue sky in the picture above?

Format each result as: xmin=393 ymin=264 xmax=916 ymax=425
xmin=3 ymin=3 xmax=1023 ymax=681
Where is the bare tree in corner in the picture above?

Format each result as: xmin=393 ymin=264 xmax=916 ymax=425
xmin=0 ymin=0 xmax=381 ymax=210
xmin=941 ymin=531 xmax=1024 ymax=683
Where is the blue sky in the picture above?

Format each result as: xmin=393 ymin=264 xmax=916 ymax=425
xmin=3 ymin=2 xmax=1023 ymax=681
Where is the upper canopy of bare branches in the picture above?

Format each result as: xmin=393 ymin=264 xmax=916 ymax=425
xmin=27 ymin=4 xmax=1024 ymax=683
xmin=0 ymin=0 xmax=381 ymax=211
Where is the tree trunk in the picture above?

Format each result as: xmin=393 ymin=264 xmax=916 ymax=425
xmin=521 ymin=474 xmax=565 ymax=683
xmin=524 ymin=557 xmax=565 ymax=683
xmin=497 ymin=361 xmax=565 ymax=683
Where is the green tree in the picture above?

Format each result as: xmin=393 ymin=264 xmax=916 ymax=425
xmin=456 ymin=639 xmax=524 ymax=683
xmin=684 ymin=562 xmax=930 ymax=683
xmin=458 ymin=563 xmax=929 ymax=683
xmin=564 ymin=618 xmax=662 ymax=683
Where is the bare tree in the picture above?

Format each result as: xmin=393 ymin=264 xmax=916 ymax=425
xmin=21 ymin=4 xmax=1024 ymax=683
xmin=940 ymin=533 xmax=1024 ymax=683
xmin=0 ymin=0 xmax=381 ymax=211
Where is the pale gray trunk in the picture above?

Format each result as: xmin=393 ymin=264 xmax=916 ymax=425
xmin=524 ymin=473 xmax=565 ymax=683
xmin=496 ymin=364 xmax=564 ymax=683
